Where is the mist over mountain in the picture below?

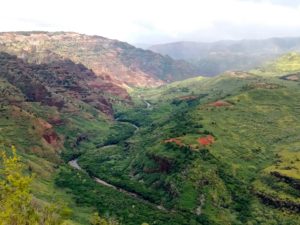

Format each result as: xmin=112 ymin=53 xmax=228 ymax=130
xmin=150 ymin=37 xmax=300 ymax=76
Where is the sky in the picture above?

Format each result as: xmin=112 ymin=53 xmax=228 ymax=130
xmin=1 ymin=0 xmax=300 ymax=45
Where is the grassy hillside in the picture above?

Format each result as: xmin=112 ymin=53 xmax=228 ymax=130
xmin=1 ymin=50 xmax=300 ymax=224
xmin=76 ymin=69 xmax=300 ymax=224
xmin=0 ymin=52 xmax=135 ymax=224
xmin=250 ymin=52 xmax=300 ymax=76
xmin=0 ymin=51 xmax=205 ymax=224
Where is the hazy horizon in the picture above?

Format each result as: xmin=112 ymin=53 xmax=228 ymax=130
xmin=2 ymin=0 xmax=300 ymax=45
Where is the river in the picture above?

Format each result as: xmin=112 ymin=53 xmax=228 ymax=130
xmin=68 ymin=100 xmax=167 ymax=211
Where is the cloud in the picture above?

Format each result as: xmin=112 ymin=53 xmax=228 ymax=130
xmin=242 ymin=0 xmax=300 ymax=7
xmin=1 ymin=0 xmax=300 ymax=44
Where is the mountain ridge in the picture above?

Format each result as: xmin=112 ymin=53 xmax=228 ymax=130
xmin=149 ymin=37 xmax=300 ymax=76
xmin=1 ymin=32 xmax=300 ymax=224
xmin=0 ymin=32 xmax=202 ymax=88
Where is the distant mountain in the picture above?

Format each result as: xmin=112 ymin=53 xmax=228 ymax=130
xmin=250 ymin=52 xmax=300 ymax=77
xmin=0 ymin=32 xmax=202 ymax=87
xmin=149 ymin=37 xmax=300 ymax=76
xmin=132 ymin=43 xmax=152 ymax=49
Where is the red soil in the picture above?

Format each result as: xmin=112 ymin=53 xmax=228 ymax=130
xmin=164 ymin=138 xmax=183 ymax=146
xmin=198 ymin=135 xmax=215 ymax=146
xmin=178 ymin=95 xmax=198 ymax=101
xmin=43 ymin=131 xmax=60 ymax=146
xmin=209 ymin=100 xmax=231 ymax=107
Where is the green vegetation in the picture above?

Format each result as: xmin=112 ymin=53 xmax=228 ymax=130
xmin=250 ymin=52 xmax=300 ymax=76
xmin=55 ymin=166 xmax=198 ymax=225
xmin=77 ymin=68 xmax=300 ymax=224
xmin=1 ymin=45 xmax=300 ymax=225
xmin=90 ymin=212 xmax=120 ymax=225
xmin=0 ymin=146 xmax=72 ymax=225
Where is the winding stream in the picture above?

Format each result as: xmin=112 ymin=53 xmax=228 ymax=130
xmin=137 ymin=94 xmax=152 ymax=109
xmin=68 ymin=100 xmax=166 ymax=211
xmin=144 ymin=100 xmax=152 ymax=109
xmin=68 ymin=158 xmax=138 ymax=198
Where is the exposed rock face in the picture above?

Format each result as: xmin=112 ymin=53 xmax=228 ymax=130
xmin=0 ymin=52 xmax=126 ymax=116
xmin=48 ymin=116 xmax=64 ymax=126
xmin=0 ymin=32 xmax=201 ymax=87
xmin=36 ymin=118 xmax=60 ymax=147
xmin=43 ymin=130 xmax=60 ymax=146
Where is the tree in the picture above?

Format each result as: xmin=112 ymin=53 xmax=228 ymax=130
xmin=0 ymin=146 xmax=38 ymax=225
xmin=0 ymin=146 xmax=71 ymax=225
xmin=90 ymin=212 xmax=120 ymax=225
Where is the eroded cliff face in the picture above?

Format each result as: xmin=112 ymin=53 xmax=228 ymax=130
xmin=0 ymin=32 xmax=201 ymax=88
xmin=0 ymin=52 xmax=129 ymax=117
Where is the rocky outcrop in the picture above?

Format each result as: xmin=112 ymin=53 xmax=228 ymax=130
xmin=0 ymin=52 xmax=120 ymax=116
xmin=43 ymin=130 xmax=60 ymax=146
xmin=48 ymin=116 xmax=64 ymax=126
xmin=0 ymin=32 xmax=201 ymax=87
xmin=36 ymin=118 xmax=60 ymax=147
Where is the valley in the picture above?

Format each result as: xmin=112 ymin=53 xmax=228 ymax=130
xmin=67 ymin=118 xmax=167 ymax=210
xmin=0 ymin=32 xmax=300 ymax=225
xmin=57 ymin=67 xmax=300 ymax=224
xmin=68 ymin=157 xmax=167 ymax=211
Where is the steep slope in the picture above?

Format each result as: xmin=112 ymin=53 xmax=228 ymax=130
xmin=0 ymin=51 xmax=201 ymax=225
xmin=0 ymin=52 xmax=132 ymax=116
xmin=0 ymin=51 xmax=135 ymax=224
xmin=70 ymin=67 xmax=300 ymax=224
xmin=149 ymin=37 xmax=300 ymax=76
xmin=2 ymin=43 xmax=300 ymax=224
xmin=0 ymin=95 xmax=108 ymax=224
xmin=0 ymin=32 xmax=201 ymax=87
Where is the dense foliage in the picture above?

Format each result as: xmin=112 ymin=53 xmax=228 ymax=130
xmin=0 ymin=146 xmax=72 ymax=225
